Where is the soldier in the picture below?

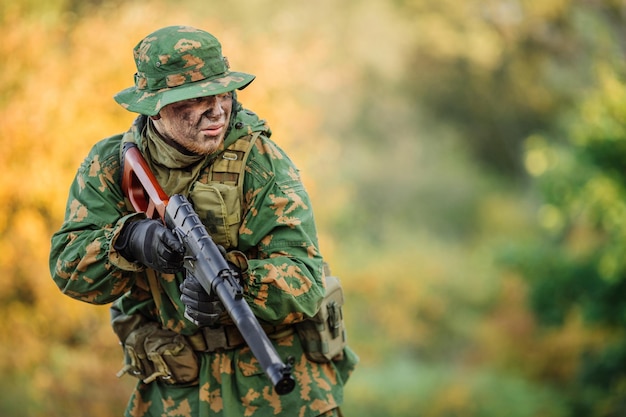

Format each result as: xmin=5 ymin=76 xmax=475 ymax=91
xmin=49 ymin=25 xmax=357 ymax=417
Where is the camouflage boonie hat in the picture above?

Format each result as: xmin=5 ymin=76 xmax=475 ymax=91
xmin=114 ymin=26 xmax=255 ymax=116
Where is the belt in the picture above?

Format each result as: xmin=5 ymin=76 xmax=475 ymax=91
xmin=187 ymin=324 xmax=294 ymax=353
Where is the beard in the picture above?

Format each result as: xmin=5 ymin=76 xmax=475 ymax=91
xmin=153 ymin=112 xmax=231 ymax=156
xmin=174 ymin=129 xmax=226 ymax=155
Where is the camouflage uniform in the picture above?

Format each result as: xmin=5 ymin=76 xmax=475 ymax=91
xmin=49 ymin=26 xmax=357 ymax=417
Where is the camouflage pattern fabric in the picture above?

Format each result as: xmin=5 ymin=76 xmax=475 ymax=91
xmin=49 ymin=105 xmax=358 ymax=416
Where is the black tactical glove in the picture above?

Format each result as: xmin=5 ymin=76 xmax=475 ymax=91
xmin=180 ymin=272 xmax=225 ymax=327
xmin=114 ymin=219 xmax=184 ymax=274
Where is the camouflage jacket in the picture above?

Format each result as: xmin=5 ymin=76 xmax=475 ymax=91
xmin=49 ymin=108 xmax=357 ymax=417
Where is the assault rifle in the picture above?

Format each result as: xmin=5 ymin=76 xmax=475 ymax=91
xmin=121 ymin=142 xmax=295 ymax=395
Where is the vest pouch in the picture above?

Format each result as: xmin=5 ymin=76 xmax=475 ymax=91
xmin=116 ymin=322 xmax=199 ymax=386
xmin=143 ymin=327 xmax=199 ymax=385
xmin=116 ymin=322 xmax=159 ymax=382
xmin=296 ymin=275 xmax=347 ymax=363
xmin=189 ymin=181 xmax=240 ymax=249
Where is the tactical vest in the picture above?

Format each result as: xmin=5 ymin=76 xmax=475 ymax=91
xmin=186 ymin=132 xmax=260 ymax=250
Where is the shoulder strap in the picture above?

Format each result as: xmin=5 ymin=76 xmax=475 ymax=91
xmin=145 ymin=269 xmax=163 ymax=315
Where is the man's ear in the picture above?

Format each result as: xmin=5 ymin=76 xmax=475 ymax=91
xmin=150 ymin=114 xmax=161 ymax=121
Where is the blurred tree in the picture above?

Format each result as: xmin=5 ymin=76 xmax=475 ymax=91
xmin=325 ymin=0 xmax=626 ymax=249
xmin=502 ymin=66 xmax=626 ymax=416
xmin=398 ymin=0 xmax=626 ymax=177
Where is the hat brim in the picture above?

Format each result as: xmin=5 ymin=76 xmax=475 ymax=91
xmin=114 ymin=71 xmax=255 ymax=116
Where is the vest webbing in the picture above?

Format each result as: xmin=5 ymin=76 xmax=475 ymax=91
xmin=207 ymin=131 xmax=261 ymax=205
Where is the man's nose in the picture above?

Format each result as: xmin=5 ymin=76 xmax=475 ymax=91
xmin=200 ymin=96 xmax=224 ymax=116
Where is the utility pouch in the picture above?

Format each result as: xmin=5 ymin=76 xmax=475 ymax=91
xmin=296 ymin=274 xmax=347 ymax=363
xmin=116 ymin=321 xmax=199 ymax=386
xmin=189 ymin=181 xmax=240 ymax=250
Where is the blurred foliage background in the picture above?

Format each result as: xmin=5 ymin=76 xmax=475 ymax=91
xmin=2 ymin=0 xmax=626 ymax=415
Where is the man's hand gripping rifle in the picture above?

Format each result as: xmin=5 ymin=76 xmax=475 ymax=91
xmin=121 ymin=142 xmax=295 ymax=395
